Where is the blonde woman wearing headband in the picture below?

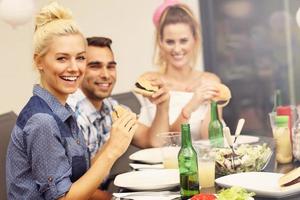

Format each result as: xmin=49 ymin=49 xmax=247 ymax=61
xmin=6 ymin=2 xmax=137 ymax=199
xmin=137 ymin=0 xmax=224 ymax=140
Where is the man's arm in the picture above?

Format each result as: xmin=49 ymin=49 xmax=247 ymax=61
xmin=133 ymin=103 xmax=169 ymax=148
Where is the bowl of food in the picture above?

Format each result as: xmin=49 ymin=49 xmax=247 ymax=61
xmin=215 ymin=143 xmax=272 ymax=176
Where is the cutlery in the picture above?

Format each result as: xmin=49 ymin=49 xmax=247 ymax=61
xmin=233 ymin=118 xmax=245 ymax=144
xmin=261 ymin=151 xmax=273 ymax=171
xmin=223 ymin=127 xmax=236 ymax=170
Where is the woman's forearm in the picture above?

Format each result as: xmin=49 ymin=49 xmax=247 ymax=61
xmin=59 ymin=144 xmax=118 ymax=200
xmin=149 ymin=105 xmax=170 ymax=147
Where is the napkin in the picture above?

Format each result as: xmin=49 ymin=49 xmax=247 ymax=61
xmin=113 ymin=191 xmax=180 ymax=200
xmin=129 ymin=163 xmax=164 ymax=170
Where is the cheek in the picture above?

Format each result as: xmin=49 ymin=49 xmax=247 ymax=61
xmin=186 ymin=42 xmax=195 ymax=51
xmin=81 ymin=77 xmax=92 ymax=89
xmin=82 ymin=70 xmax=94 ymax=82
xmin=110 ymin=71 xmax=117 ymax=79
xmin=42 ymin=66 xmax=57 ymax=76
xmin=161 ymin=43 xmax=172 ymax=52
xmin=84 ymin=73 xmax=95 ymax=83
xmin=79 ymin=63 xmax=86 ymax=73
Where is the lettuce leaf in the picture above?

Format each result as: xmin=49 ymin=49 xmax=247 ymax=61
xmin=217 ymin=186 xmax=255 ymax=200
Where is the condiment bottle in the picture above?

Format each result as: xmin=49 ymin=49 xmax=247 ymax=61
xmin=277 ymin=106 xmax=292 ymax=141
xmin=274 ymin=116 xmax=293 ymax=164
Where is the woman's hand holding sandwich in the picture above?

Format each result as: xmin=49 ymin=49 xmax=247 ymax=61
xmin=184 ymin=82 xmax=219 ymax=116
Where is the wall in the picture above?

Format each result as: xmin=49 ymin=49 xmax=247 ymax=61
xmin=0 ymin=0 xmax=201 ymax=114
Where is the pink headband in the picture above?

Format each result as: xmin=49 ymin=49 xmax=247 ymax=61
xmin=152 ymin=0 xmax=180 ymax=27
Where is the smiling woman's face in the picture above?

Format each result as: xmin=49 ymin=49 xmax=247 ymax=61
xmin=160 ymin=23 xmax=196 ymax=70
xmin=35 ymin=34 xmax=86 ymax=104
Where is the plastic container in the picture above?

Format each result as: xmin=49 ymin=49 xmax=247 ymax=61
xmin=274 ymin=116 xmax=292 ymax=164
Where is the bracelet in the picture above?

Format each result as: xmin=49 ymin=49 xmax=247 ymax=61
xmin=181 ymin=108 xmax=190 ymax=120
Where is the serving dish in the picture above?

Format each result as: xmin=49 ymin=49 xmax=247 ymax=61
xmin=215 ymin=143 xmax=272 ymax=175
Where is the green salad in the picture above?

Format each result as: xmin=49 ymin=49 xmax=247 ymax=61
xmin=215 ymin=143 xmax=272 ymax=175
xmin=217 ymin=186 xmax=255 ymax=200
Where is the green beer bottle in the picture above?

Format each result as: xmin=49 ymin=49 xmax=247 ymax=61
xmin=178 ymin=124 xmax=200 ymax=200
xmin=208 ymin=101 xmax=224 ymax=148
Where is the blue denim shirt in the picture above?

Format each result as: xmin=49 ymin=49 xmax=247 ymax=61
xmin=6 ymin=85 xmax=89 ymax=200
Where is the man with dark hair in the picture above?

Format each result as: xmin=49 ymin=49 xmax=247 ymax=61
xmin=68 ymin=37 xmax=119 ymax=160
xmin=68 ymin=37 xmax=169 ymax=162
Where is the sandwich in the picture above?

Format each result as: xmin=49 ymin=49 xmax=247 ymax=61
xmin=278 ymin=167 xmax=300 ymax=190
xmin=111 ymin=105 xmax=128 ymax=122
xmin=213 ymin=83 xmax=231 ymax=107
xmin=133 ymin=76 xmax=159 ymax=96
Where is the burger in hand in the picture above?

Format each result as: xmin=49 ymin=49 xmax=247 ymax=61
xmin=133 ymin=76 xmax=159 ymax=97
xmin=111 ymin=105 xmax=129 ymax=122
xmin=213 ymin=83 xmax=231 ymax=107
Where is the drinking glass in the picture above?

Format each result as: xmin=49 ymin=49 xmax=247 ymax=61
xmin=194 ymin=141 xmax=216 ymax=188
xmin=158 ymin=132 xmax=181 ymax=169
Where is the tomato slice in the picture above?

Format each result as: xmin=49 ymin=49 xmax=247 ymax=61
xmin=191 ymin=193 xmax=216 ymax=200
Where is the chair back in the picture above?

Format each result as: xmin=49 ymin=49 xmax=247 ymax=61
xmin=0 ymin=111 xmax=17 ymax=200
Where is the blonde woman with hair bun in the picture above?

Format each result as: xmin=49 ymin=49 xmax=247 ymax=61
xmin=6 ymin=2 xmax=137 ymax=200
xmin=137 ymin=1 xmax=226 ymax=140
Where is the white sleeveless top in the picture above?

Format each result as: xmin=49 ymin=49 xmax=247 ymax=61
xmin=138 ymin=91 xmax=209 ymax=140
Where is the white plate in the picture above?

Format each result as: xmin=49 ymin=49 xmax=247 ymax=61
xmin=114 ymin=169 xmax=180 ymax=191
xmin=129 ymin=148 xmax=163 ymax=164
xmin=194 ymin=135 xmax=259 ymax=147
xmin=215 ymin=172 xmax=300 ymax=198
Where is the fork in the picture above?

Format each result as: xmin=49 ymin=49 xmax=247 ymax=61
xmin=233 ymin=118 xmax=245 ymax=144
xmin=223 ymin=127 xmax=236 ymax=170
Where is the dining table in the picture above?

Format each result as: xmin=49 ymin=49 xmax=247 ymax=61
xmin=110 ymin=136 xmax=300 ymax=200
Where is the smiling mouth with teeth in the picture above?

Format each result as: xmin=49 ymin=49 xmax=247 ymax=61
xmin=60 ymin=76 xmax=78 ymax=81
xmin=96 ymin=82 xmax=111 ymax=88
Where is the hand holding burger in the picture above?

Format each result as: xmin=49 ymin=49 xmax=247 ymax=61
xmin=133 ymin=74 xmax=170 ymax=107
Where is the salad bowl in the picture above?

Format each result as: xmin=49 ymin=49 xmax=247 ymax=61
xmin=215 ymin=143 xmax=272 ymax=176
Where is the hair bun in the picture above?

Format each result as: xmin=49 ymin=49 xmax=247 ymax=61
xmin=35 ymin=1 xmax=73 ymax=30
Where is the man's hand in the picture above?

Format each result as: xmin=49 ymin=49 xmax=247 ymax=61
xmin=108 ymin=111 xmax=138 ymax=157
xmin=147 ymin=76 xmax=170 ymax=110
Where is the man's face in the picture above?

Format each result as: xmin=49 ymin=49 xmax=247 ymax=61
xmin=81 ymin=46 xmax=116 ymax=103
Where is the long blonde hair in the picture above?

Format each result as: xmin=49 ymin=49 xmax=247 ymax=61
xmin=153 ymin=3 xmax=201 ymax=73
xmin=33 ymin=2 xmax=83 ymax=63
